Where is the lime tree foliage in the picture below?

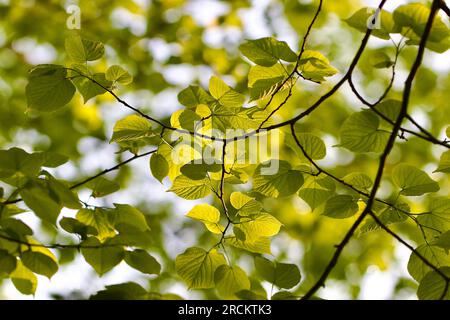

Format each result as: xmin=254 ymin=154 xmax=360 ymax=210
xmin=0 ymin=0 xmax=450 ymax=300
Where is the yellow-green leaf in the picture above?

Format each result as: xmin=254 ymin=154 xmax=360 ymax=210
xmin=185 ymin=204 xmax=224 ymax=234
xmin=175 ymin=247 xmax=226 ymax=289
xmin=214 ymin=265 xmax=251 ymax=297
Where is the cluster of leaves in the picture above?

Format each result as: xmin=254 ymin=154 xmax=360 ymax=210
xmin=0 ymin=0 xmax=450 ymax=300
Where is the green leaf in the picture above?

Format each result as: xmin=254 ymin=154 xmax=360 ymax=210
xmin=91 ymin=282 xmax=148 ymax=300
xmin=435 ymin=231 xmax=450 ymax=250
xmin=435 ymin=150 xmax=450 ymax=173
xmin=323 ymin=195 xmax=359 ymax=219
xmin=0 ymin=148 xmax=42 ymax=183
xmin=253 ymin=160 xmax=304 ymax=198
xmin=295 ymin=133 xmax=326 ymax=160
xmin=115 ymin=225 xmax=152 ymax=248
xmin=235 ymin=213 xmax=282 ymax=241
xmin=0 ymin=204 xmax=26 ymax=219
xmin=26 ymin=65 xmax=76 ymax=111
xmin=0 ymin=218 xmax=33 ymax=236
xmin=344 ymin=8 xmax=400 ymax=40
xmin=178 ymin=85 xmax=214 ymax=108
xmin=370 ymin=51 xmax=394 ymax=69
xmin=175 ymin=247 xmax=226 ymax=289
xmin=417 ymin=267 xmax=450 ymax=300
xmin=298 ymin=175 xmax=336 ymax=211
xmin=407 ymin=244 xmax=450 ymax=282
xmin=10 ymin=261 xmax=37 ymax=295
xmin=372 ymin=99 xmax=401 ymax=123
xmin=150 ymin=153 xmax=169 ymax=183
xmin=214 ymin=265 xmax=251 ymax=297
xmin=230 ymin=192 xmax=262 ymax=216
xmin=0 ymin=250 xmax=17 ymax=274
xmin=176 ymin=109 xmax=203 ymax=131
xmin=343 ymin=172 xmax=373 ymax=192
xmin=225 ymin=236 xmax=271 ymax=254
xmin=46 ymin=175 xmax=81 ymax=209
xmin=168 ymin=176 xmax=211 ymax=200
xmin=110 ymin=115 xmax=154 ymax=143
xmin=81 ymin=237 xmax=125 ymax=275
xmin=21 ymin=250 xmax=58 ymax=279
xmin=111 ymin=203 xmax=150 ymax=232
xmin=393 ymin=3 xmax=450 ymax=43
xmin=209 ymin=76 xmax=246 ymax=107
xmin=180 ymin=162 xmax=222 ymax=181
xmin=247 ymin=64 xmax=292 ymax=101
xmin=209 ymin=104 xmax=266 ymax=131
xmin=20 ymin=180 xmax=63 ymax=225
xmin=359 ymin=202 xmax=409 ymax=234
xmin=106 ymin=65 xmax=133 ymax=85
xmin=76 ymin=208 xmax=116 ymax=241
xmin=59 ymin=217 xmax=98 ymax=239
xmin=239 ymin=37 xmax=297 ymax=67
xmin=185 ymin=204 xmax=224 ymax=234
xmin=417 ymin=198 xmax=450 ymax=238
xmin=36 ymin=151 xmax=69 ymax=168
xmin=271 ymin=291 xmax=298 ymax=300
xmin=339 ymin=110 xmax=390 ymax=153
xmin=86 ymin=177 xmax=120 ymax=198
xmin=235 ymin=290 xmax=267 ymax=300
xmin=72 ymin=73 xmax=112 ymax=103
xmin=297 ymin=50 xmax=338 ymax=82
xmin=124 ymin=249 xmax=161 ymax=275
xmin=65 ymin=35 xmax=105 ymax=62
xmin=393 ymin=164 xmax=439 ymax=196
xmin=254 ymin=256 xmax=301 ymax=289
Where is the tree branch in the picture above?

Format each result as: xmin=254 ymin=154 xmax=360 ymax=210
xmin=301 ymin=0 xmax=439 ymax=300
xmin=257 ymin=0 xmax=323 ymax=129
xmin=368 ymin=210 xmax=450 ymax=299
xmin=439 ymin=0 xmax=450 ymax=17
xmin=0 ymin=149 xmax=157 ymax=206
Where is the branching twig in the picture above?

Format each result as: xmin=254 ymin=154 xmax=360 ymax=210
xmin=369 ymin=211 xmax=450 ymax=300
xmin=257 ymin=0 xmax=323 ymax=129
xmin=301 ymin=0 xmax=439 ymax=300
xmin=1 ymin=149 xmax=157 ymax=205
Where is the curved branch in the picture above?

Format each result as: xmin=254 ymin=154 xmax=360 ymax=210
xmin=369 ymin=211 xmax=450 ymax=299
xmin=257 ymin=0 xmax=324 ymax=128
xmin=290 ymin=124 xmax=415 ymax=219
xmin=0 ymin=233 xmax=127 ymax=249
xmin=439 ymin=0 xmax=450 ymax=17
xmin=1 ymin=149 xmax=157 ymax=206
xmin=301 ymin=0 xmax=439 ymax=300
xmin=348 ymin=76 xmax=450 ymax=149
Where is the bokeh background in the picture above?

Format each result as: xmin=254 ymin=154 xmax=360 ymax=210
xmin=0 ymin=0 xmax=449 ymax=299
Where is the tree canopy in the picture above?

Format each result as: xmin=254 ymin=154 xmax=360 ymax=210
xmin=0 ymin=0 xmax=450 ymax=300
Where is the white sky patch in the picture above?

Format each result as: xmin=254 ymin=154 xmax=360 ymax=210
xmin=147 ymin=38 xmax=173 ymax=63
xmin=110 ymin=8 xmax=147 ymax=37
xmin=12 ymin=38 xmax=57 ymax=65
xmin=238 ymin=1 xmax=271 ymax=39
xmin=203 ymin=26 xmax=242 ymax=48
xmin=164 ymin=64 xmax=197 ymax=86
xmin=184 ymin=0 xmax=230 ymax=27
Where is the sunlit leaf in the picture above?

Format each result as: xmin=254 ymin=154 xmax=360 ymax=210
xmin=175 ymin=247 xmax=226 ymax=289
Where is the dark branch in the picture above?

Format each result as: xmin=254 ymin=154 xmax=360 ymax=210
xmin=439 ymin=0 xmax=450 ymax=17
xmin=1 ymin=149 xmax=157 ymax=206
xmin=301 ymin=0 xmax=439 ymax=300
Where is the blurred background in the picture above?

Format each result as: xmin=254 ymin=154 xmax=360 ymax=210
xmin=0 ymin=0 xmax=449 ymax=299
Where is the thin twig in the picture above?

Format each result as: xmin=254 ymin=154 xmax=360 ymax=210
xmin=301 ymin=0 xmax=438 ymax=299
